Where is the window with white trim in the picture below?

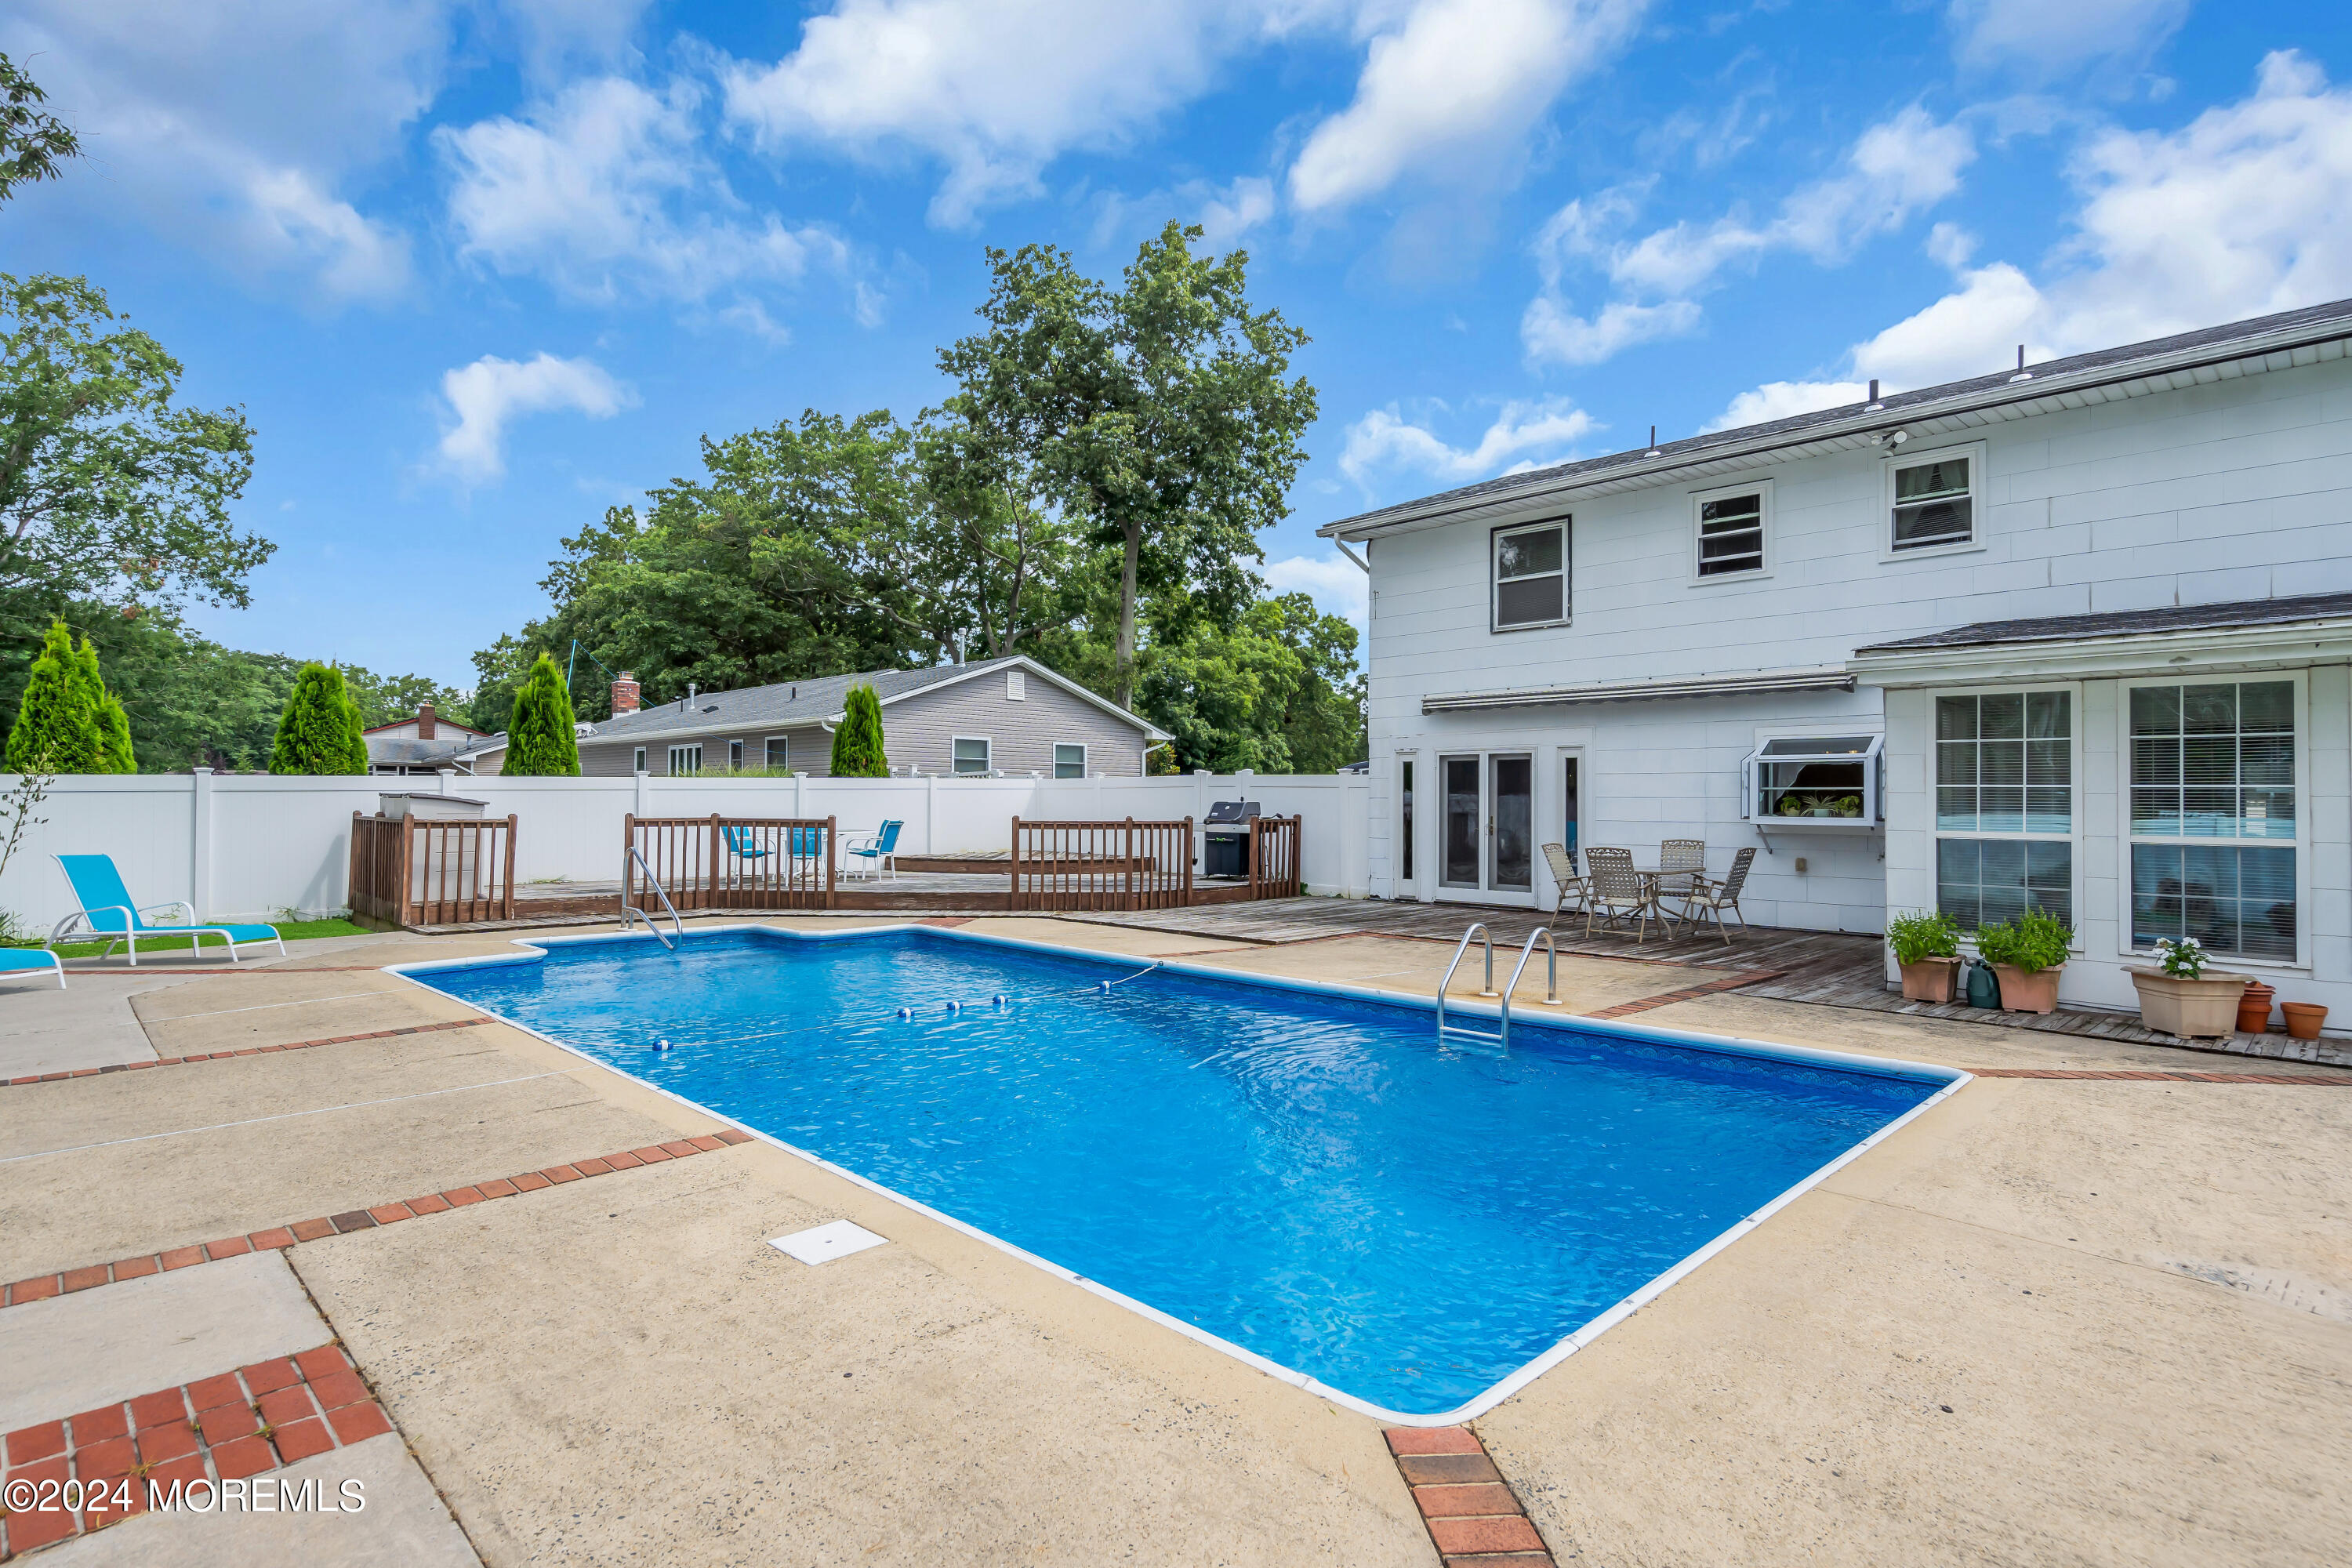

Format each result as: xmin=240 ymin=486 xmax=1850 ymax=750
xmin=728 ymin=739 xmax=744 ymax=770
xmin=1492 ymin=519 xmax=1568 ymax=630
xmin=1889 ymin=448 xmax=1976 ymax=552
xmin=952 ymin=736 xmax=991 ymax=775
xmin=2128 ymin=679 xmax=2296 ymax=961
xmin=1693 ymin=484 xmax=1766 ymax=577
xmin=1053 ymin=743 xmax=1086 ymax=779
xmin=667 ymin=743 xmax=702 ymax=775
xmin=633 ymin=746 xmax=646 ymax=772
xmin=1935 ymin=691 xmax=2072 ymax=929
xmin=764 ymin=736 xmax=789 ymax=769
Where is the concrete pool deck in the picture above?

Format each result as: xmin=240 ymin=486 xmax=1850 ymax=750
xmin=2 ymin=916 xmax=2346 ymax=1566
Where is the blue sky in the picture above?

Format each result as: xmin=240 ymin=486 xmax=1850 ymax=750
xmin=7 ymin=0 xmax=2349 ymax=687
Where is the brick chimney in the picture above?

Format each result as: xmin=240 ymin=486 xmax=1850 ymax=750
xmin=416 ymin=702 xmax=436 ymax=741
xmin=612 ymin=671 xmax=640 ymax=716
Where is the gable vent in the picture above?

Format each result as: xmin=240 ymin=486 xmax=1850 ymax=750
xmin=1007 ymin=670 xmax=1025 ymax=701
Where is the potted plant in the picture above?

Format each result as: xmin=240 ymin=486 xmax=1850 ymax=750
xmin=1973 ymin=908 xmax=2073 ymax=1014
xmin=1886 ymin=909 xmax=1962 ymax=1002
xmin=2125 ymin=938 xmax=2252 ymax=1040
xmin=2281 ymin=1001 xmax=2329 ymax=1041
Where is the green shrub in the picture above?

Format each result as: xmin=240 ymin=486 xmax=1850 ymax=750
xmin=503 ymin=655 xmax=581 ymax=776
xmin=269 ymin=663 xmax=367 ymax=775
xmin=6 ymin=621 xmax=103 ymax=772
xmin=1886 ymin=909 xmax=1961 ymax=967
xmin=829 ymin=684 xmax=887 ymax=777
xmin=1974 ymin=907 xmax=2074 ymax=974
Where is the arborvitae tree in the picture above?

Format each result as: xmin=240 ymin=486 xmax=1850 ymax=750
xmin=339 ymin=682 xmax=370 ymax=773
xmin=829 ymin=683 xmax=888 ymax=777
xmin=503 ymin=654 xmax=581 ymax=776
xmin=5 ymin=620 xmax=103 ymax=771
xmin=268 ymin=662 xmax=366 ymax=775
xmin=74 ymin=635 xmax=136 ymax=773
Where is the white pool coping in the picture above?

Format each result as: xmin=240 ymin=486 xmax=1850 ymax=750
xmin=384 ymin=922 xmax=1970 ymax=1428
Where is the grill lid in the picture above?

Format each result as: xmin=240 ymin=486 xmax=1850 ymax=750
xmin=1203 ymin=800 xmax=1261 ymax=824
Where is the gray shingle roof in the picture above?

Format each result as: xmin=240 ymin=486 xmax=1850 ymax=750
xmin=1323 ymin=295 xmax=2352 ymax=536
xmin=365 ymin=737 xmax=481 ymax=768
xmin=579 ymin=656 xmax=1164 ymax=742
xmin=1854 ymin=592 xmax=2352 ymax=654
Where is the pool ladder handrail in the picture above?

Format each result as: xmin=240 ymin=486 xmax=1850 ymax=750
xmin=1436 ymin=923 xmax=1500 ymax=1044
xmin=621 ymin=846 xmax=684 ymax=949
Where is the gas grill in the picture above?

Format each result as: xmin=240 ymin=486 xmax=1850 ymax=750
xmin=1202 ymin=800 xmax=1261 ymax=878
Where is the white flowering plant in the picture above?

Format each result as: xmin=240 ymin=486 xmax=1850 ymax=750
xmin=2154 ymin=936 xmax=2207 ymax=979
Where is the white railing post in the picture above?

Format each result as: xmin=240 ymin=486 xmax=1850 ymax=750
xmin=925 ymin=771 xmax=938 ymax=855
xmin=190 ymin=768 xmax=215 ymax=920
xmin=634 ymin=767 xmax=651 ymax=820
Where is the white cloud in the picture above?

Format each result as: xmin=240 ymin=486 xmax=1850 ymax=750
xmin=1287 ymin=0 xmax=1649 ymax=213
xmin=1704 ymin=53 xmax=2352 ymax=430
xmin=1263 ymin=551 xmax=1370 ymax=626
xmin=720 ymin=0 xmax=1250 ymax=227
xmin=439 ymin=76 xmax=851 ymax=305
xmin=1525 ymin=107 xmax=1973 ymax=365
xmin=1 ymin=0 xmax=444 ymax=303
xmin=1197 ymin=175 xmax=1279 ymax=249
xmin=1704 ymin=380 xmax=1870 ymax=432
xmin=436 ymin=354 xmax=634 ymax=485
xmin=1091 ymin=172 xmax=1279 ymax=256
xmin=1341 ymin=397 xmax=1597 ymax=485
xmin=1948 ymin=0 xmax=2190 ymax=78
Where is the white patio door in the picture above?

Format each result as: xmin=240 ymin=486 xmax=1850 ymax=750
xmin=1434 ymin=750 xmax=1540 ymax=908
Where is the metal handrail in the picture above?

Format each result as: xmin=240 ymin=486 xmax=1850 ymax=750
xmin=1436 ymin=922 xmax=1497 ymax=1041
xmin=1497 ymin=927 xmax=1563 ymax=1050
xmin=621 ymin=846 xmax=684 ymax=949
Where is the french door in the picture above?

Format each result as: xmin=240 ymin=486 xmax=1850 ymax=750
xmin=1436 ymin=751 xmax=1535 ymax=903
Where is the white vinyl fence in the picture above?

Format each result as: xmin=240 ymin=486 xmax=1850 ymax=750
xmin=0 ymin=768 xmax=1370 ymax=930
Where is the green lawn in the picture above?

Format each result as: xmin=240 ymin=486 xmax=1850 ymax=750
xmin=31 ymin=917 xmax=371 ymax=959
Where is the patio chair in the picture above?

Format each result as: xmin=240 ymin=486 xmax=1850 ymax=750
xmin=721 ymin=826 xmax=771 ymax=865
xmin=1581 ymin=846 xmax=1657 ymax=945
xmin=787 ymin=825 xmax=828 ymax=868
xmin=0 ymin=946 xmax=65 ymax=989
xmin=1676 ymin=847 xmax=1757 ymax=943
xmin=844 ymin=819 xmax=904 ymax=881
xmin=1656 ymin=839 xmax=1707 ymax=901
xmin=1541 ymin=843 xmax=1588 ymax=924
xmin=47 ymin=854 xmax=285 ymax=967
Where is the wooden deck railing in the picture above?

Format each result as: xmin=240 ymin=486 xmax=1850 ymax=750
xmin=624 ymin=814 xmax=837 ymax=911
xmin=1010 ymin=817 xmax=1194 ymax=911
xmin=349 ymin=811 xmax=517 ymax=928
xmin=1249 ymin=815 xmax=1303 ymax=900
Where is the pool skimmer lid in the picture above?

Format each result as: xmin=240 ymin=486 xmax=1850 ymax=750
xmin=769 ymin=1219 xmax=888 ymax=1265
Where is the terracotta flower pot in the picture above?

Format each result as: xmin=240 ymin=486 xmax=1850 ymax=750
xmin=1991 ymin=963 xmax=2063 ymax=1014
xmin=2126 ymin=967 xmax=2254 ymax=1040
xmin=1898 ymin=956 xmax=1960 ymax=1003
xmin=2237 ymin=982 xmax=2276 ymax=1035
xmin=2281 ymin=1002 xmax=2329 ymax=1041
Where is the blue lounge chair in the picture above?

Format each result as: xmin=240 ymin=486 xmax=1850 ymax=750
xmin=0 ymin=946 xmax=64 ymax=989
xmin=844 ymin=820 xmax=903 ymax=880
xmin=48 ymin=855 xmax=287 ymax=967
xmin=722 ymin=826 xmax=771 ymax=864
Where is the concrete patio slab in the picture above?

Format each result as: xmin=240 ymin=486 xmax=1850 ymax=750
xmin=0 ymin=973 xmax=189 ymax=1078
xmin=40 ymin=1432 xmax=477 ymax=1568
xmin=0 ymin=1250 xmax=329 ymax=1431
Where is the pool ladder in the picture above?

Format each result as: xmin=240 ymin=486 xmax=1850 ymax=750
xmin=1436 ymin=924 xmax=1560 ymax=1051
xmin=621 ymin=847 xmax=684 ymax=949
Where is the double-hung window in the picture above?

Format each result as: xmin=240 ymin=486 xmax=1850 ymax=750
xmin=952 ymin=737 xmax=991 ymax=775
xmin=1934 ymin=691 xmax=2073 ymax=929
xmin=1886 ymin=444 xmax=1979 ymax=554
xmin=728 ymin=739 xmax=744 ymax=771
xmin=764 ymin=736 xmax=789 ymax=770
xmin=1693 ymin=483 xmax=1767 ymax=578
xmin=1492 ymin=519 xmax=1568 ymax=630
xmin=2128 ymin=680 xmax=2297 ymax=962
xmin=632 ymin=746 xmax=647 ymax=773
xmin=667 ymin=743 xmax=702 ymax=775
xmin=1053 ymin=743 xmax=1086 ymax=779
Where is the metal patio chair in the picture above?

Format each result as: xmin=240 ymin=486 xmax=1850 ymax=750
xmin=1675 ymin=847 xmax=1757 ymax=943
xmin=1582 ymin=846 xmax=1657 ymax=945
xmin=1541 ymin=842 xmax=1588 ymax=924
xmin=1656 ymin=839 xmax=1707 ymax=901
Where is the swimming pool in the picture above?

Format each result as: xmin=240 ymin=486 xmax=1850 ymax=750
xmin=396 ymin=926 xmax=1963 ymax=1422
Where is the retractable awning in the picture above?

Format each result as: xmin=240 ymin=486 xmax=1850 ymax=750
xmin=1421 ymin=666 xmax=1857 ymax=713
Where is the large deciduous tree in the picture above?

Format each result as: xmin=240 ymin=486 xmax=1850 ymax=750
xmin=1 ymin=274 xmax=270 ymax=618
xmin=503 ymin=655 xmax=582 ymax=776
xmin=938 ymin=222 xmax=1316 ymax=710
xmin=0 ymin=53 xmax=80 ymax=206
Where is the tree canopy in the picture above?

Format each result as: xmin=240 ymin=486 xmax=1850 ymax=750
xmin=0 ymin=53 xmax=79 ymax=207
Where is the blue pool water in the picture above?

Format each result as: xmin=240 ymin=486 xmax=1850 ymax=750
xmin=412 ymin=928 xmax=1947 ymax=1415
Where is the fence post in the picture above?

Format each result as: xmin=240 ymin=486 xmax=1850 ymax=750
xmin=926 ymin=771 xmax=938 ymax=855
xmin=397 ymin=814 xmax=416 ymax=927
xmin=190 ymin=768 xmax=215 ymax=920
xmin=825 ymin=815 xmax=837 ymax=909
xmin=1123 ymin=817 xmax=1134 ymax=909
xmin=633 ymin=768 xmax=650 ymax=820
xmin=502 ymin=815 xmax=518 ymax=920
xmin=1293 ymin=814 xmax=1303 ymax=897
xmin=1009 ymin=816 xmax=1022 ymax=912
xmin=1181 ymin=816 xmax=1193 ymax=906
xmin=622 ymin=813 xmax=635 ymax=908
xmin=709 ymin=812 xmax=722 ymax=909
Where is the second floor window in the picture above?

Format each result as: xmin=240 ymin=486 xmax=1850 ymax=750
xmin=1889 ymin=451 xmax=1976 ymax=551
xmin=1695 ymin=488 xmax=1766 ymax=576
xmin=1493 ymin=519 xmax=1567 ymax=630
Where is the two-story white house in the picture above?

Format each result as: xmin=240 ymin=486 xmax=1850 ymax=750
xmin=1323 ymin=298 xmax=2352 ymax=1022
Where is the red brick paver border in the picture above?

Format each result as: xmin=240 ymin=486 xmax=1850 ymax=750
xmin=0 ymin=1342 xmax=390 ymax=1560
xmin=1384 ymin=1426 xmax=1555 ymax=1566
xmin=2 ymin=1018 xmax=487 ymax=1088
xmin=2 ymin=1131 xmax=753 ymax=1307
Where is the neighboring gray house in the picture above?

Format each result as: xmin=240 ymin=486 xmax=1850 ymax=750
xmin=363 ymin=703 xmax=496 ymax=775
xmin=576 ymin=656 xmax=1167 ymax=778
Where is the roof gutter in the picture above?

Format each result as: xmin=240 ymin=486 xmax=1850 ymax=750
xmin=1323 ymin=314 xmax=2352 ymax=540
xmin=1422 ymin=665 xmax=1857 ymax=713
